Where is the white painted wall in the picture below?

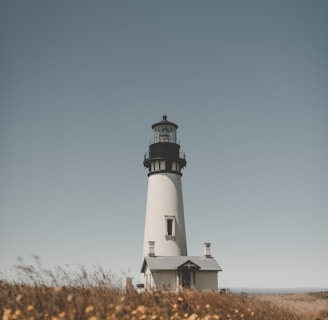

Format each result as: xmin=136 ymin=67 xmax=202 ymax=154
xmin=143 ymin=266 xmax=177 ymax=291
xmin=144 ymin=267 xmax=218 ymax=291
xmin=143 ymin=266 xmax=153 ymax=290
xmin=152 ymin=271 xmax=177 ymax=290
xmin=143 ymin=172 xmax=187 ymax=257
xmin=195 ymin=271 xmax=218 ymax=291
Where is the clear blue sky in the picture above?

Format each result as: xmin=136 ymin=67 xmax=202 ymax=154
xmin=1 ymin=1 xmax=327 ymax=288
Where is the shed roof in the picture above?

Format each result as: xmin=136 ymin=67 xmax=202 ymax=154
xmin=141 ymin=256 xmax=222 ymax=273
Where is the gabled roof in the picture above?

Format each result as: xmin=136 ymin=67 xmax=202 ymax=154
xmin=141 ymin=256 xmax=222 ymax=273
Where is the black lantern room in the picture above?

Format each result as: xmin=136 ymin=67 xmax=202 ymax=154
xmin=144 ymin=115 xmax=186 ymax=176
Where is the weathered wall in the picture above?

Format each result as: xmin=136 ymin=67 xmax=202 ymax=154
xmin=195 ymin=271 xmax=218 ymax=291
xmin=152 ymin=270 xmax=178 ymax=290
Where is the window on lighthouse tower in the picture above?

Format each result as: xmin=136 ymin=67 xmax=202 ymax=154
xmin=165 ymin=216 xmax=175 ymax=238
xmin=167 ymin=219 xmax=173 ymax=235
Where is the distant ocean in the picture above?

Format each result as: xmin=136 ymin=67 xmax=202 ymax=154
xmin=228 ymin=287 xmax=328 ymax=295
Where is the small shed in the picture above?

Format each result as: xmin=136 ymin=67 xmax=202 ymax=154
xmin=141 ymin=255 xmax=222 ymax=291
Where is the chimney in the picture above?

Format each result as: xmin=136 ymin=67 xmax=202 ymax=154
xmin=204 ymin=242 xmax=212 ymax=258
xmin=148 ymin=241 xmax=155 ymax=257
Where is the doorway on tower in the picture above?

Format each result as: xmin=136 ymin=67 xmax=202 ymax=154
xmin=178 ymin=261 xmax=200 ymax=289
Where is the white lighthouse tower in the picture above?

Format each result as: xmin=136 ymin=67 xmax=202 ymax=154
xmin=140 ymin=115 xmax=222 ymax=291
xmin=142 ymin=115 xmax=187 ymax=257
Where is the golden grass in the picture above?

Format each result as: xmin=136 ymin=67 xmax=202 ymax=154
xmin=256 ymin=293 xmax=328 ymax=320
xmin=1 ymin=282 xmax=309 ymax=320
xmin=0 ymin=262 xmax=312 ymax=320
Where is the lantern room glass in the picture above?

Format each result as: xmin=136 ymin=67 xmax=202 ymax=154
xmin=152 ymin=124 xmax=177 ymax=144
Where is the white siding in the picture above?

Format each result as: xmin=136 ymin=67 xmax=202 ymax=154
xmin=152 ymin=271 xmax=177 ymax=290
xmin=144 ymin=267 xmax=219 ymax=291
xmin=194 ymin=271 xmax=218 ymax=291
xmin=144 ymin=265 xmax=156 ymax=291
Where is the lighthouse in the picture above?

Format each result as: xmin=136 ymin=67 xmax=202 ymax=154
xmin=142 ymin=115 xmax=187 ymax=257
xmin=140 ymin=115 xmax=222 ymax=291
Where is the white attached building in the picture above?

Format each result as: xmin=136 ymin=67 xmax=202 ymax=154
xmin=141 ymin=244 xmax=222 ymax=291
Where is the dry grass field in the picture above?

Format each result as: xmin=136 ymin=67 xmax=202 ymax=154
xmin=256 ymin=292 xmax=328 ymax=320
xmin=1 ymin=281 xmax=316 ymax=320
xmin=1 ymin=263 xmax=327 ymax=320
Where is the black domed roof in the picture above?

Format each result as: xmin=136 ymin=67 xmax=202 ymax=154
xmin=151 ymin=115 xmax=178 ymax=131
